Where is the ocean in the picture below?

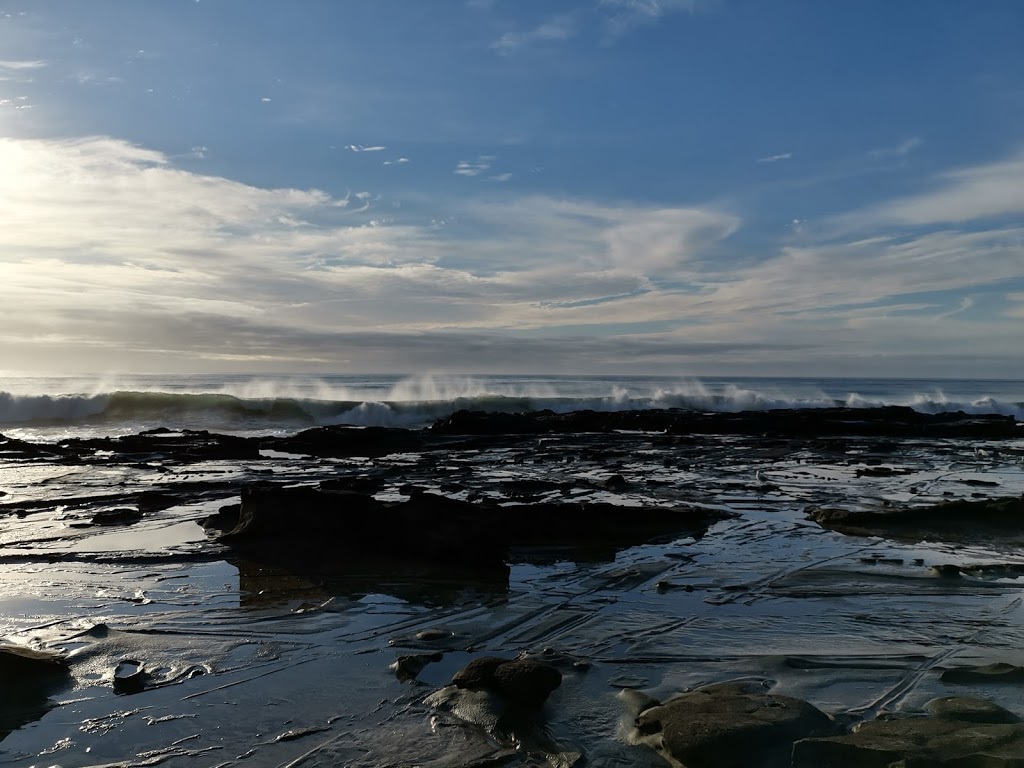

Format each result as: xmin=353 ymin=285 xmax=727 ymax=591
xmin=1 ymin=373 xmax=1022 ymax=441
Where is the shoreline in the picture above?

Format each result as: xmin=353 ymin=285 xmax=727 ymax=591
xmin=2 ymin=406 xmax=1024 ymax=765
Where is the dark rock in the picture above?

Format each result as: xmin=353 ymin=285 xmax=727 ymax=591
xmin=268 ymin=425 xmax=424 ymax=458
xmin=213 ymin=484 xmax=732 ymax=573
xmin=202 ymin=503 xmax=241 ymax=532
xmin=91 ymin=507 xmax=142 ymax=526
xmin=218 ymin=485 xmax=506 ymax=569
xmin=453 ymin=657 xmax=508 ymax=689
xmin=793 ymin=697 xmax=1024 ymax=766
xmin=941 ymin=662 xmax=1024 ymax=685
xmin=113 ymin=659 xmax=147 ymax=694
xmin=432 ymin=407 xmax=1020 ymax=440
xmin=391 ymin=652 xmax=443 ymax=682
xmin=809 ymin=495 xmax=1024 ymax=543
xmin=0 ymin=645 xmax=70 ymax=740
xmin=63 ymin=429 xmax=260 ymax=462
xmin=635 ymin=682 xmax=833 ymax=768
xmin=598 ymin=473 xmax=628 ymax=491
xmin=452 ymin=656 xmax=562 ymax=707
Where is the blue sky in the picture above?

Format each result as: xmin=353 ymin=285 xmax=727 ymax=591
xmin=1 ymin=0 xmax=1023 ymax=377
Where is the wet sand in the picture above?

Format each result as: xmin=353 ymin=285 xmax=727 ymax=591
xmin=2 ymin=410 xmax=1024 ymax=766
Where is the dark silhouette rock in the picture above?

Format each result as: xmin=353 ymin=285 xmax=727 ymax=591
xmin=635 ymin=682 xmax=833 ymax=768
xmin=212 ymin=484 xmax=732 ymax=573
xmin=91 ymin=507 xmax=142 ymax=526
xmin=268 ymin=425 xmax=424 ymax=458
xmin=431 ymin=407 xmax=1019 ymax=439
xmin=1 ymin=645 xmax=70 ymax=741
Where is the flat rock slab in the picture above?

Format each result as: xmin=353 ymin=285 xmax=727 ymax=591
xmin=793 ymin=697 xmax=1024 ymax=767
xmin=941 ymin=662 xmax=1024 ymax=685
xmin=634 ymin=682 xmax=833 ymax=768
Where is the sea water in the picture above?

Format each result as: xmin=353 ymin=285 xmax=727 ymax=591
xmin=0 ymin=373 xmax=1022 ymax=440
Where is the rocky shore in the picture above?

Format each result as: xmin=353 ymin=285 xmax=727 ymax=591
xmin=1 ymin=406 xmax=1024 ymax=766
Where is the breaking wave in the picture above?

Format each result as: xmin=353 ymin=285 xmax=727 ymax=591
xmin=0 ymin=374 xmax=1021 ymax=439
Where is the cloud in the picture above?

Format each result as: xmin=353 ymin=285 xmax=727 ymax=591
xmin=455 ymin=156 xmax=494 ymax=176
xmin=0 ymin=59 xmax=46 ymax=70
xmin=867 ymin=137 xmax=923 ymax=159
xmin=489 ymin=172 xmax=513 ymax=182
xmin=382 ymin=157 xmax=410 ymax=166
xmin=346 ymin=144 xmax=388 ymax=152
xmin=837 ymin=150 xmax=1024 ymax=229
xmin=600 ymin=0 xmax=705 ymax=35
xmin=2 ymin=135 xmax=1021 ymax=376
xmin=756 ymin=152 xmax=792 ymax=164
xmin=491 ymin=15 xmax=577 ymax=54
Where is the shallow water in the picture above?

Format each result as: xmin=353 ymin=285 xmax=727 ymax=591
xmin=2 ymin=427 xmax=1024 ymax=765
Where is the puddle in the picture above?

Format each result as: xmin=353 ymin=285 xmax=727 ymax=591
xmin=67 ymin=522 xmax=208 ymax=553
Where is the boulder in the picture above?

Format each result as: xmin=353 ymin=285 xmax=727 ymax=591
xmin=452 ymin=656 xmax=562 ymax=707
xmin=793 ymin=697 xmax=1024 ymax=766
xmin=634 ymin=682 xmax=833 ymax=768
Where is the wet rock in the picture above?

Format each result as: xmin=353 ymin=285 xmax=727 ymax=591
xmin=218 ymin=485 xmax=507 ymax=569
xmin=941 ymin=662 xmax=1024 ymax=685
xmin=91 ymin=507 xmax=142 ymax=526
xmin=0 ymin=645 xmax=70 ymax=740
xmin=432 ymin=407 xmax=1020 ymax=440
xmin=597 ymin=473 xmax=628 ymax=491
xmin=214 ymin=484 xmax=731 ymax=573
xmin=64 ymin=429 xmax=260 ymax=462
xmin=634 ymin=682 xmax=833 ymax=768
xmin=113 ymin=658 xmax=147 ymax=694
xmin=391 ymin=652 xmax=443 ymax=682
xmin=792 ymin=696 xmax=1024 ymax=766
xmin=268 ymin=425 xmax=424 ymax=458
xmin=452 ymin=656 xmax=562 ymax=707
xmin=808 ymin=495 xmax=1024 ymax=542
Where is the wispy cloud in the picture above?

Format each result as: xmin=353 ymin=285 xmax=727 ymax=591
xmin=756 ymin=152 xmax=792 ymax=164
xmin=0 ymin=59 xmax=47 ymax=70
xmin=489 ymin=172 xmax=513 ymax=182
xmin=345 ymin=144 xmax=388 ymax=152
xmin=600 ymin=0 xmax=705 ymax=35
xmin=383 ymin=157 xmax=410 ymax=166
xmin=2 ymin=136 xmax=1021 ymax=376
xmin=491 ymin=15 xmax=577 ymax=54
xmin=455 ymin=156 xmax=494 ymax=176
xmin=867 ymin=136 xmax=923 ymax=159
xmin=837 ymin=150 xmax=1024 ymax=229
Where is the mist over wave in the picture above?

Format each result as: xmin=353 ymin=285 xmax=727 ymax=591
xmin=1 ymin=373 xmax=1021 ymax=441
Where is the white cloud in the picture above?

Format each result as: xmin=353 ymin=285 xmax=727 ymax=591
xmin=488 ymin=172 xmax=513 ymax=182
xmin=1 ymin=135 xmax=1020 ymax=376
xmin=600 ymin=0 xmax=704 ymax=35
xmin=455 ymin=156 xmax=494 ymax=176
xmin=346 ymin=144 xmax=388 ymax=152
xmin=491 ymin=15 xmax=577 ymax=54
xmin=0 ymin=59 xmax=46 ymax=70
xmin=756 ymin=152 xmax=792 ymax=164
xmin=838 ymin=150 xmax=1024 ymax=228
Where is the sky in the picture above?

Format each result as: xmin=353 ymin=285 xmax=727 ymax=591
xmin=1 ymin=0 xmax=1023 ymax=378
